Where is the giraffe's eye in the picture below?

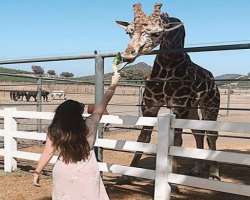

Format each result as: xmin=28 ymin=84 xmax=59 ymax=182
xmin=126 ymin=32 xmax=133 ymax=38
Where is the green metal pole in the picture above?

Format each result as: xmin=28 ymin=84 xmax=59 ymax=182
xmin=37 ymin=77 xmax=42 ymax=132
xmin=226 ymin=84 xmax=231 ymax=116
xmin=94 ymin=51 xmax=104 ymax=162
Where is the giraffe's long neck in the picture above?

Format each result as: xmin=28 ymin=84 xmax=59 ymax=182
xmin=150 ymin=17 xmax=191 ymax=79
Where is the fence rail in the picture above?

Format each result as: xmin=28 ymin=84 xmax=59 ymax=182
xmin=0 ymin=43 xmax=250 ymax=65
xmin=0 ymin=108 xmax=250 ymax=199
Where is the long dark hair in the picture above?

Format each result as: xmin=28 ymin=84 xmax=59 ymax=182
xmin=48 ymin=99 xmax=90 ymax=163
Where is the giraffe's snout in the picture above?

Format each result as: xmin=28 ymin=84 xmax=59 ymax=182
xmin=121 ymin=46 xmax=137 ymax=62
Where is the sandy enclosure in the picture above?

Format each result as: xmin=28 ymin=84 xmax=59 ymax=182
xmin=0 ymin=82 xmax=250 ymax=200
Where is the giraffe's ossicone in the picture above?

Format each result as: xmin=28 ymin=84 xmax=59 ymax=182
xmin=116 ymin=3 xmax=220 ymax=180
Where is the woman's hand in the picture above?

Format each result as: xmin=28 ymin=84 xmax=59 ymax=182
xmin=111 ymin=73 xmax=120 ymax=86
xmin=32 ymin=171 xmax=41 ymax=187
xmin=32 ymin=136 xmax=55 ymax=187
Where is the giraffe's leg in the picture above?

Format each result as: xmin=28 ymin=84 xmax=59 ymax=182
xmin=206 ymin=130 xmax=219 ymax=180
xmin=172 ymin=128 xmax=182 ymax=173
xmin=174 ymin=128 xmax=183 ymax=146
xmin=200 ymin=92 xmax=220 ymax=180
xmin=191 ymin=129 xmax=206 ymax=176
xmin=130 ymin=126 xmax=154 ymax=166
xmin=187 ymin=109 xmax=206 ymax=176
xmin=130 ymin=105 xmax=161 ymax=167
xmin=172 ymin=108 xmax=188 ymax=147
xmin=116 ymin=104 xmax=160 ymax=184
xmin=171 ymin=109 xmax=188 ymax=173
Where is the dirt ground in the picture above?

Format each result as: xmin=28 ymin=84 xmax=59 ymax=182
xmin=0 ymin=83 xmax=250 ymax=200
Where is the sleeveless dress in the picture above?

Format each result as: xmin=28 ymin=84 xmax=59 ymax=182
xmin=52 ymin=111 xmax=110 ymax=200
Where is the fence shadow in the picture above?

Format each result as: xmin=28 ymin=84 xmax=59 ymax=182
xmin=218 ymin=149 xmax=250 ymax=185
xmin=106 ymin=181 xmax=153 ymax=198
xmin=171 ymin=186 xmax=250 ymax=200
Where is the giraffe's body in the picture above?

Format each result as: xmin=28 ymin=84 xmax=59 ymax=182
xmin=117 ymin=3 xmax=220 ymax=179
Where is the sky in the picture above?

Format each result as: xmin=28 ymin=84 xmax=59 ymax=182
xmin=0 ymin=0 xmax=250 ymax=77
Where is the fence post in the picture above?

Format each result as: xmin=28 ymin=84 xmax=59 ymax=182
xmin=226 ymin=84 xmax=231 ymax=116
xmin=94 ymin=51 xmax=104 ymax=162
xmin=37 ymin=77 xmax=42 ymax=132
xmin=138 ymin=85 xmax=143 ymax=117
xmin=154 ymin=114 xmax=175 ymax=200
xmin=4 ymin=107 xmax=17 ymax=172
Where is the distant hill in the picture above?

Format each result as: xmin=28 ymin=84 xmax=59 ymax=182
xmin=215 ymin=73 xmax=250 ymax=87
xmin=215 ymin=74 xmax=243 ymax=80
xmin=0 ymin=66 xmax=32 ymax=74
xmin=79 ymin=62 xmax=152 ymax=84
xmin=0 ymin=66 xmax=35 ymax=82
xmin=119 ymin=62 xmax=152 ymax=81
xmin=0 ymin=62 xmax=152 ymax=84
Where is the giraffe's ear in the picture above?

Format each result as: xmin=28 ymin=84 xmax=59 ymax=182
xmin=116 ymin=21 xmax=130 ymax=30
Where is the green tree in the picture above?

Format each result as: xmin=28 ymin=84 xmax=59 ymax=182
xmin=60 ymin=72 xmax=74 ymax=78
xmin=32 ymin=65 xmax=44 ymax=75
xmin=47 ymin=70 xmax=56 ymax=76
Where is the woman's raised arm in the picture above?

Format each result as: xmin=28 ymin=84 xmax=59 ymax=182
xmin=92 ymin=73 xmax=120 ymax=122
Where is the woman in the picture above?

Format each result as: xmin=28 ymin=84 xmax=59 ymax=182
xmin=33 ymin=73 xmax=120 ymax=200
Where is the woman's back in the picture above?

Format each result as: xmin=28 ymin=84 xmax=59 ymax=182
xmin=53 ymin=150 xmax=109 ymax=200
xmin=52 ymin=113 xmax=109 ymax=200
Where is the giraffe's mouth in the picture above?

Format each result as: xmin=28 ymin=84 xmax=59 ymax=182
xmin=120 ymin=51 xmax=138 ymax=63
xmin=121 ymin=56 xmax=136 ymax=63
xmin=121 ymin=43 xmax=146 ymax=63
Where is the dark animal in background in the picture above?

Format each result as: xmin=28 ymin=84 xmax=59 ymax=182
xmin=10 ymin=90 xmax=17 ymax=101
xmin=25 ymin=91 xmax=38 ymax=102
xmin=10 ymin=90 xmax=50 ymax=102
xmin=41 ymin=90 xmax=49 ymax=101
xmin=18 ymin=91 xmax=26 ymax=101
xmin=10 ymin=90 xmax=26 ymax=101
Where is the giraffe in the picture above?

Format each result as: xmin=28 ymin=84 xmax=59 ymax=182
xmin=116 ymin=3 xmax=220 ymax=179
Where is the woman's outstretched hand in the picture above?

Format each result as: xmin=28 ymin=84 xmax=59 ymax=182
xmin=111 ymin=73 xmax=120 ymax=86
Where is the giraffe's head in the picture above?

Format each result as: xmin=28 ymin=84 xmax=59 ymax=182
xmin=116 ymin=3 xmax=182 ymax=63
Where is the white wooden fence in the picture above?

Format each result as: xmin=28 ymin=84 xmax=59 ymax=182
xmin=0 ymin=107 xmax=250 ymax=199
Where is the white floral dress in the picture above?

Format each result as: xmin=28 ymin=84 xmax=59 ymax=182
xmin=52 ymin=150 xmax=109 ymax=200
